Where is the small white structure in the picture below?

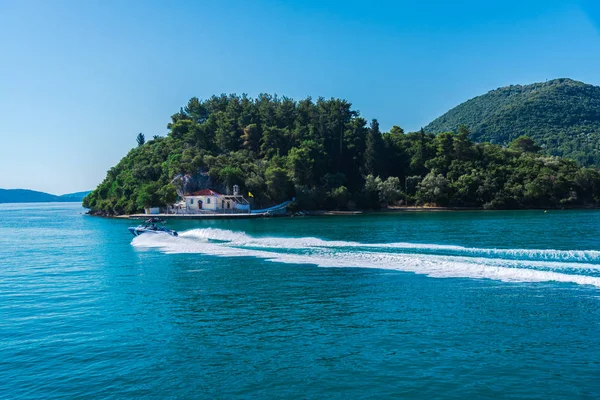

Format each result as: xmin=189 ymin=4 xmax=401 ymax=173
xmin=184 ymin=188 xmax=250 ymax=213
xmin=169 ymin=200 xmax=186 ymax=214
xmin=145 ymin=207 xmax=161 ymax=215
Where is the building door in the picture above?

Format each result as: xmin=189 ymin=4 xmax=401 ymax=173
xmin=198 ymin=200 xmax=203 ymax=209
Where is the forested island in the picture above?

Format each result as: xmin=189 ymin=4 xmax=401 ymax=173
xmin=84 ymin=88 xmax=600 ymax=215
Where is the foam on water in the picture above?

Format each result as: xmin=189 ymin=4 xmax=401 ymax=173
xmin=132 ymin=228 xmax=600 ymax=287
xmin=178 ymin=228 xmax=600 ymax=262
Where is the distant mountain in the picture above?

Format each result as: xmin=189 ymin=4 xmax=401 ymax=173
xmin=424 ymin=78 xmax=600 ymax=166
xmin=57 ymin=191 xmax=92 ymax=202
xmin=0 ymin=189 xmax=91 ymax=204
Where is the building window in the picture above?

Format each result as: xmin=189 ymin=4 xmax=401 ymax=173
xmin=207 ymin=197 xmax=211 ymax=204
xmin=190 ymin=198 xmax=194 ymax=204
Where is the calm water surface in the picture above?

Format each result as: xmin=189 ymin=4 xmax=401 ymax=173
xmin=0 ymin=203 xmax=599 ymax=399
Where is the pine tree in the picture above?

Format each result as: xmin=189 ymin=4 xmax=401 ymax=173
xmin=136 ymin=133 xmax=145 ymax=147
xmin=363 ymin=119 xmax=382 ymax=176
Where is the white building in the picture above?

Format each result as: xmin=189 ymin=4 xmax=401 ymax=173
xmin=184 ymin=189 xmax=250 ymax=213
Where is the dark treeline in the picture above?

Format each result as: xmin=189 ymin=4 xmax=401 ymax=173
xmin=84 ymin=94 xmax=600 ymax=214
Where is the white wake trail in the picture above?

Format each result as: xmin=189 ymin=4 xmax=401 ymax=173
xmin=132 ymin=229 xmax=600 ymax=288
xmin=178 ymin=228 xmax=600 ymax=263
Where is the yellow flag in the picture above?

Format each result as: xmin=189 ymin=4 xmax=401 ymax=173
xmin=248 ymin=191 xmax=254 ymax=198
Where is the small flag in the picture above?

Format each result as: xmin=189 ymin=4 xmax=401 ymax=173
xmin=248 ymin=192 xmax=254 ymax=198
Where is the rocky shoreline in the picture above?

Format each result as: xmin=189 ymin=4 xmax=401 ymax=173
xmin=85 ymin=204 xmax=600 ymax=220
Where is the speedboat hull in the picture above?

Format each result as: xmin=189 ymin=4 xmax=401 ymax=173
xmin=128 ymin=227 xmax=178 ymax=237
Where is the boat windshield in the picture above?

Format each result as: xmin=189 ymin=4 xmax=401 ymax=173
xmin=141 ymin=218 xmax=167 ymax=228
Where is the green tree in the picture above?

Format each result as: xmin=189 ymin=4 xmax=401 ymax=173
xmin=454 ymin=124 xmax=471 ymax=159
xmin=389 ymin=125 xmax=404 ymax=135
xmin=265 ymin=166 xmax=293 ymax=203
xmin=416 ymin=173 xmax=451 ymax=206
xmin=158 ymin=184 xmax=178 ymax=205
xmin=260 ymin=126 xmax=290 ymax=158
xmin=378 ymin=176 xmax=402 ymax=204
xmin=184 ymin=97 xmax=209 ymax=123
xmin=509 ymin=136 xmax=541 ymax=153
xmin=137 ymin=182 xmax=160 ymax=209
xmin=136 ymin=133 xmax=145 ymax=147
xmin=327 ymin=186 xmax=350 ymax=209
xmin=241 ymin=124 xmax=260 ymax=152
xmin=359 ymin=174 xmax=382 ymax=208
xmin=363 ymin=119 xmax=383 ymax=176
xmin=219 ymin=166 xmax=244 ymax=193
xmin=405 ymin=175 xmax=422 ymax=196
xmin=410 ymin=128 xmax=430 ymax=175
xmin=214 ymin=112 xmax=239 ymax=152
xmin=287 ymin=140 xmax=326 ymax=186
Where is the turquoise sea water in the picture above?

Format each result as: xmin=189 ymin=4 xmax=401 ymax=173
xmin=1 ymin=203 xmax=599 ymax=399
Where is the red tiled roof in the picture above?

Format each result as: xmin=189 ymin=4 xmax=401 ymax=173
xmin=186 ymin=189 xmax=222 ymax=196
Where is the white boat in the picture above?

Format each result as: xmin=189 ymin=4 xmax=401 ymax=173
xmin=128 ymin=218 xmax=178 ymax=237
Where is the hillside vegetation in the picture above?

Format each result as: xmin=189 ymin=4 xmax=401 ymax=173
xmin=84 ymin=94 xmax=600 ymax=215
xmin=424 ymin=78 xmax=600 ymax=166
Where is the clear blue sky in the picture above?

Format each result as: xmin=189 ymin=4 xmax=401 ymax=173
xmin=0 ymin=0 xmax=599 ymax=194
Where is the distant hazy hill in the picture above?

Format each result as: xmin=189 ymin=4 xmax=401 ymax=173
xmin=424 ymin=78 xmax=600 ymax=165
xmin=57 ymin=191 xmax=92 ymax=202
xmin=0 ymin=189 xmax=91 ymax=204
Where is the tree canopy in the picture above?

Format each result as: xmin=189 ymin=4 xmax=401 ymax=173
xmin=424 ymin=78 xmax=600 ymax=166
xmin=83 ymin=93 xmax=600 ymax=215
xmin=136 ymin=133 xmax=145 ymax=147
